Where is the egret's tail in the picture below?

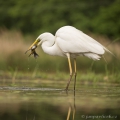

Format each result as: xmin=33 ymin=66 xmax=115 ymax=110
xmin=84 ymin=53 xmax=101 ymax=60
xmin=83 ymin=46 xmax=114 ymax=61
xmin=103 ymin=47 xmax=115 ymax=57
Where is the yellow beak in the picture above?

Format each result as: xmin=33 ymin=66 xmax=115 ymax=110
xmin=29 ymin=39 xmax=39 ymax=50
xmin=25 ymin=39 xmax=39 ymax=54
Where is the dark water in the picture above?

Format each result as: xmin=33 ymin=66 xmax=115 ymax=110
xmin=0 ymin=79 xmax=120 ymax=120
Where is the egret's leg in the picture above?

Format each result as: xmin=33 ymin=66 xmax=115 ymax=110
xmin=73 ymin=59 xmax=76 ymax=117
xmin=66 ymin=104 xmax=71 ymax=120
xmin=65 ymin=54 xmax=73 ymax=91
xmin=73 ymin=105 xmax=76 ymax=120
xmin=74 ymin=58 xmax=77 ymax=91
xmin=73 ymin=95 xmax=76 ymax=120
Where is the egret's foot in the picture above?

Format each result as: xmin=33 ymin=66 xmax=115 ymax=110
xmin=63 ymin=87 xmax=69 ymax=94
xmin=64 ymin=87 xmax=68 ymax=91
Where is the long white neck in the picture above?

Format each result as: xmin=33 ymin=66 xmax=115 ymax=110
xmin=39 ymin=33 xmax=64 ymax=56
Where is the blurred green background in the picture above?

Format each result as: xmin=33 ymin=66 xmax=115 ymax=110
xmin=0 ymin=0 xmax=120 ymax=81
xmin=0 ymin=0 xmax=120 ymax=37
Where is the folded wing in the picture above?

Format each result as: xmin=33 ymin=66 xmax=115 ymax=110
xmin=55 ymin=26 xmax=110 ymax=60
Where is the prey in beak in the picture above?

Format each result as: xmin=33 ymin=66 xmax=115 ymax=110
xmin=25 ymin=39 xmax=39 ymax=58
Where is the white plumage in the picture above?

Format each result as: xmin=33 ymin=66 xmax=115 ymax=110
xmin=26 ymin=26 xmax=111 ymax=90
xmin=37 ymin=26 xmax=109 ymax=60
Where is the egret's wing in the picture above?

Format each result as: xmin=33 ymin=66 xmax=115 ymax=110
xmin=55 ymin=26 xmax=108 ymax=55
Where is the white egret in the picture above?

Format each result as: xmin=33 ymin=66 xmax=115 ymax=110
xmin=25 ymin=26 xmax=111 ymax=91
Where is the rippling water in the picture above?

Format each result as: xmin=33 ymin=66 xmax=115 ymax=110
xmin=0 ymin=79 xmax=120 ymax=120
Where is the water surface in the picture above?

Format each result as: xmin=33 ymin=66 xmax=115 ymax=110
xmin=0 ymin=79 xmax=120 ymax=120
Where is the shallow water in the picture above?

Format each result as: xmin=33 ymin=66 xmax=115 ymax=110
xmin=0 ymin=79 xmax=120 ymax=120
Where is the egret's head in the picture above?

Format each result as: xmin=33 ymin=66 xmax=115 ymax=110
xmin=25 ymin=33 xmax=53 ymax=57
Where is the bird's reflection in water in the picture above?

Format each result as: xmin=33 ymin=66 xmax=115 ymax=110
xmin=66 ymin=91 xmax=76 ymax=120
